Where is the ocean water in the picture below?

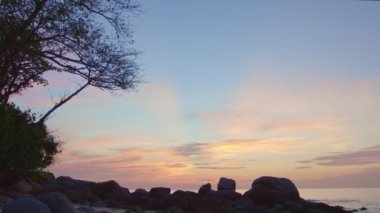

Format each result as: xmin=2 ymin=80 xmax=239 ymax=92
xmin=299 ymin=188 xmax=380 ymax=212
xmin=234 ymin=188 xmax=380 ymax=212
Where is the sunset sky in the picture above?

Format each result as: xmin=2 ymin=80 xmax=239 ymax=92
xmin=15 ymin=0 xmax=380 ymax=190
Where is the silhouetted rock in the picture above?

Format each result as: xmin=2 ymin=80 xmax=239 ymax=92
xmin=60 ymin=187 xmax=100 ymax=204
xmin=0 ymin=174 xmax=355 ymax=212
xmin=164 ymin=190 xmax=191 ymax=210
xmin=164 ymin=206 xmax=186 ymax=213
xmin=56 ymin=176 xmax=94 ymax=187
xmin=127 ymin=194 xmax=152 ymax=209
xmin=244 ymin=176 xmax=300 ymax=205
xmin=91 ymin=180 xmax=130 ymax=201
xmin=3 ymin=197 xmax=50 ymax=213
xmin=217 ymin=177 xmax=236 ymax=192
xmin=37 ymin=192 xmax=77 ymax=213
xmin=219 ymin=190 xmax=242 ymax=201
xmin=272 ymin=201 xmax=306 ymax=213
xmin=134 ymin=188 xmax=149 ymax=196
xmin=77 ymin=206 xmax=96 ymax=213
xmin=150 ymin=187 xmax=171 ymax=198
xmin=221 ymin=198 xmax=255 ymax=212
xmin=198 ymin=183 xmax=212 ymax=195
xmin=0 ymin=195 xmax=13 ymax=206
xmin=9 ymin=180 xmax=33 ymax=194
xmin=192 ymin=195 xmax=224 ymax=212
xmin=37 ymin=172 xmax=56 ymax=184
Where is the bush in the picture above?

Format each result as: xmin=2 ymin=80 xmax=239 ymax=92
xmin=0 ymin=103 xmax=61 ymax=172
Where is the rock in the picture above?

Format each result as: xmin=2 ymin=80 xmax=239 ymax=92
xmin=126 ymin=206 xmax=144 ymax=213
xmin=56 ymin=176 xmax=94 ymax=187
xmin=164 ymin=206 xmax=186 ymax=213
xmin=0 ymin=195 xmax=13 ymax=205
xmin=56 ymin=176 xmax=78 ymax=186
xmin=360 ymin=207 xmax=368 ymax=211
xmin=77 ymin=206 xmax=96 ymax=213
xmin=244 ymin=176 xmax=300 ymax=205
xmin=164 ymin=190 xmax=190 ymax=210
xmin=10 ymin=180 xmax=33 ymax=193
xmin=127 ymin=194 xmax=153 ymax=209
xmin=219 ymin=190 xmax=242 ymax=201
xmin=204 ymin=190 xmax=224 ymax=200
xmin=271 ymin=201 xmax=306 ymax=213
xmin=221 ymin=198 xmax=255 ymax=212
xmin=35 ymin=172 xmax=56 ymax=184
xmin=60 ymin=187 xmax=101 ymax=204
xmin=150 ymin=187 xmax=171 ymax=198
xmin=191 ymin=195 xmax=224 ymax=212
xmin=29 ymin=181 xmax=44 ymax=193
xmin=149 ymin=197 xmax=167 ymax=210
xmin=217 ymin=177 xmax=236 ymax=192
xmin=37 ymin=192 xmax=77 ymax=213
xmin=134 ymin=188 xmax=149 ymax=196
xmin=3 ymin=197 xmax=50 ymax=213
xmin=91 ymin=180 xmax=130 ymax=201
xmin=198 ymin=183 xmax=212 ymax=195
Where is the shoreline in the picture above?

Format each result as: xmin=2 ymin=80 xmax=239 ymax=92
xmin=0 ymin=172 xmax=362 ymax=212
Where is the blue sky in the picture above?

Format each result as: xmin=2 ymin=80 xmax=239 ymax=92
xmin=14 ymin=0 xmax=380 ymax=189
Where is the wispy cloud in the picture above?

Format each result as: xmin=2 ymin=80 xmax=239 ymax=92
xmin=298 ymin=143 xmax=380 ymax=166
xmin=297 ymin=167 xmax=380 ymax=188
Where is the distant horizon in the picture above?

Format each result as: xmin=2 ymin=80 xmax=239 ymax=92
xmin=14 ymin=0 xmax=380 ymax=189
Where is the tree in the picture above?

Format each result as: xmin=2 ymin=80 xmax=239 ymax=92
xmin=0 ymin=103 xmax=61 ymax=171
xmin=0 ymin=0 xmax=140 ymax=123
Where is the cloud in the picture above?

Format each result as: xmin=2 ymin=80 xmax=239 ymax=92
xmin=174 ymin=138 xmax=301 ymax=159
xmin=50 ymin=144 xmax=193 ymax=188
xmin=198 ymin=73 xmax=380 ymax=144
xmin=297 ymin=167 xmax=380 ymax=188
xmin=294 ymin=166 xmax=313 ymax=170
xmin=299 ymin=143 xmax=380 ymax=166
xmin=197 ymin=166 xmax=245 ymax=170
xmin=174 ymin=142 xmax=206 ymax=157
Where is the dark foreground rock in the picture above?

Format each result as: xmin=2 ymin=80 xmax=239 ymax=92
xmin=244 ymin=176 xmax=300 ymax=205
xmin=0 ymin=173 xmax=361 ymax=213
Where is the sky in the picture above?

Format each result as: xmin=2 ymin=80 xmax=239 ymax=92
xmin=14 ymin=0 xmax=380 ymax=190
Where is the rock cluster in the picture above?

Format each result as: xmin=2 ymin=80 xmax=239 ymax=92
xmin=0 ymin=173 xmax=358 ymax=213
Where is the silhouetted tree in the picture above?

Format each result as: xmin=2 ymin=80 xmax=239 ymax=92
xmin=0 ymin=0 xmax=140 ymax=123
xmin=0 ymin=103 xmax=61 ymax=171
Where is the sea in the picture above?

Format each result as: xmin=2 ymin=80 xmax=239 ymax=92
xmin=299 ymin=188 xmax=380 ymax=212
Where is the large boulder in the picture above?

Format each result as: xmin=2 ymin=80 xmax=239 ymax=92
xmin=163 ymin=190 xmax=191 ymax=210
xmin=56 ymin=176 xmax=94 ymax=187
xmin=244 ymin=176 xmax=300 ymax=205
xmin=150 ymin=187 xmax=171 ymax=198
xmin=127 ymin=193 xmax=153 ymax=209
xmin=37 ymin=192 xmax=77 ymax=213
xmin=198 ymin=183 xmax=211 ymax=195
xmin=217 ymin=177 xmax=236 ymax=192
xmin=3 ymin=197 xmax=50 ymax=213
xmin=60 ymin=187 xmax=101 ymax=204
xmin=91 ymin=180 xmax=130 ymax=201
xmin=35 ymin=172 xmax=56 ymax=185
xmin=191 ymin=195 xmax=224 ymax=212
xmin=134 ymin=188 xmax=149 ymax=196
xmin=0 ymin=195 xmax=13 ymax=206
xmin=9 ymin=180 xmax=33 ymax=194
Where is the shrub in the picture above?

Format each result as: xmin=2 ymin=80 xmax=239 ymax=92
xmin=0 ymin=103 xmax=61 ymax=172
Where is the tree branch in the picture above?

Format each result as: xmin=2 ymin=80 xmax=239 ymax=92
xmin=37 ymin=80 xmax=91 ymax=124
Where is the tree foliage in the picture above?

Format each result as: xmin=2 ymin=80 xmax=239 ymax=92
xmin=0 ymin=103 xmax=61 ymax=172
xmin=0 ymin=0 xmax=140 ymax=123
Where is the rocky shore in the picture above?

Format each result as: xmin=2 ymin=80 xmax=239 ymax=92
xmin=0 ymin=172 xmax=362 ymax=212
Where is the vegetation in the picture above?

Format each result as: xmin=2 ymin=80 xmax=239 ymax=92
xmin=0 ymin=103 xmax=61 ymax=172
xmin=0 ymin=0 xmax=140 ymax=172
xmin=0 ymin=0 xmax=140 ymax=123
